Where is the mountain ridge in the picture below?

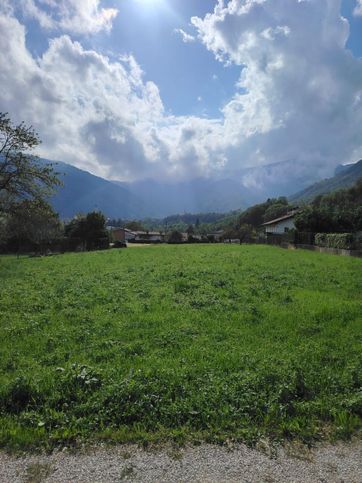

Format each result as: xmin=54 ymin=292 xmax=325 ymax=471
xmin=44 ymin=160 xmax=146 ymax=219
xmin=42 ymin=158 xmax=361 ymax=219
xmin=289 ymin=160 xmax=362 ymax=203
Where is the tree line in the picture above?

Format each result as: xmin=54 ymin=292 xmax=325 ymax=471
xmin=1 ymin=111 xmax=360 ymax=254
xmin=294 ymin=180 xmax=362 ymax=233
xmin=0 ymin=113 xmax=109 ymax=254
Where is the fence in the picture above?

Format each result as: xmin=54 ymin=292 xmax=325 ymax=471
xmin=263 ymin=231 xmax=361 ymax=257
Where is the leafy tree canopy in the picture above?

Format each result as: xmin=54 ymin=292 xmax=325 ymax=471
xmin=0 ymin=113 xmax=60 ymax=212
xmin=238 ymin=197 xmax=290 ymax=227
xmin=5 ymin=199 xmax=61 ymax=253
xmin=65 ymin=211 xmax=109 ymax=250
xmin=124 ymin=220 xmax=145 ymax=231
xmin=295 ymin=178 xmax=362 ymax=233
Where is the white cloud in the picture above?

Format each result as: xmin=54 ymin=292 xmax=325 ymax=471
xmin=1 ymin=1 xmax=362 ymax=187
xmin=0 ymin=13 xmax=224 ymax=181
xmin=18 ymin=0 xmax=118 ymax=34
xmin=174 ymin=28 xmax=196 ymax=43
xmin=354 ymin=0 xmax=362 ymax=16
xmin=190 ymin=0 xmax=362 ymax=176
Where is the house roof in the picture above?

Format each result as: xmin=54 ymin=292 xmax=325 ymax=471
xmin=261 ymin=212 xmax=297 ymax=226
xmin=110 ymin=227 xmax=133 ymax=233
xmin=134 ymin=231 xmax=164 ymax=236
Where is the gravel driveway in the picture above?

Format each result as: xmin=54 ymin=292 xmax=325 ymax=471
xmin=0 ymin=441 xmax=361 ymax=482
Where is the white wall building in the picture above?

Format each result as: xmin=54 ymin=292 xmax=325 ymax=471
xmin=261 ymin=212 xmax=296 ymax=234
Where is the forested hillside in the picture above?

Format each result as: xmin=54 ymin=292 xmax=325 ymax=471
xmin=290 ymin=160 xmax=362 ymax=203
xmin=295 ymin=178 xmax=362 ymax=233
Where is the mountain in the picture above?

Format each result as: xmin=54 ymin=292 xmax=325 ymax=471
xmin=45 ymin=160 xmax=145 ymax=219
xmin=43 ymin=157 xmax=345 ymax=219
xmin=290 ymin=160 xmax=362 ymax=203
xmin=114 ymin=178 xmax=250 ymax=218
xmin=114 ymin=159 xmax=325 ymax=217
xmin=45 ymin=160 xmax=250 ymax=219
xmin=238 ymin=159 xmax=322 ymax=200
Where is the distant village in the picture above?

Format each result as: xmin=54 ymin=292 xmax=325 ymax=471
xmin=108 ymin=210 xmax=298 ymax=245
xmin=108 ymin=227 xmax=225 ymax=245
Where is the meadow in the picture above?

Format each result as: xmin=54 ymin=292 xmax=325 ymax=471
xmin=0 ymin=244 xmax=361 ymax=451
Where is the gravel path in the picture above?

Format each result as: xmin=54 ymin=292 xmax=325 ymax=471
xmin=0 ymin=441 xmax=361 ymax=482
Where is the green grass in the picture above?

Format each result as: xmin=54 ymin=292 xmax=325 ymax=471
xmin=0 ymin=245 xmax=361 ymax=451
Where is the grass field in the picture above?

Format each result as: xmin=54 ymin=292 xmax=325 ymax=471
xmin=0 ymin=244 xmax=361 ymax=451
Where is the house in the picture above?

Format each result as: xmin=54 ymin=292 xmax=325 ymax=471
xmin=261 ymin=211 xmax=297 ymax=234
xmin=180 ymin=232 xmax=189 ymax=242
xmin=124 ymin=229 xmax=138 ymax=241
xmin=110 ymin=228 xmax=136 ymax=243
xmin=110 ymin=228 xmax=166 ymax=243
xmin=206 ymin=230 xmax=224 ymax=242
xmin=133 ymin=231 xmax=165 ymax=243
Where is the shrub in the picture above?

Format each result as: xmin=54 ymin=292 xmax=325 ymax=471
xmin=315 ymin=233 xmax=327 ymax=247
xmin=315 ymin=233 xmax=354 ymax=250
xmin=113 ymin=240 xmax=127 ymax=248
xmin=92 ymin=237 xmax=110 ymax=250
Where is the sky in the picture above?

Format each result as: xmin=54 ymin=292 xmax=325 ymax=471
xmin=0 ymin=0 xmax=362 ymax=183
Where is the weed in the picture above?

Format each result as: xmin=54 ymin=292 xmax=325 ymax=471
xmin=25 ymin=462 xmax=53 ymax=483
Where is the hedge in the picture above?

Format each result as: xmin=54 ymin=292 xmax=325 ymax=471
xmin=315 ymin=233 xmax=354 ymax=250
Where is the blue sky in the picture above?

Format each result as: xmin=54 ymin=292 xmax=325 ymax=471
xmin=24 ymin=0 xmax=243 ymax=117
xmin=106 ymin=0 xmax=241 ymax=117
xmin=1 ymin=0 xmax=362 ymax=184
xmin=113 ymin=0 xmax=362 ymax=117
xmin=343 ymin=0 xmax=362 ymax=52
xmin=23 ymin=0 xmax=362 ymax=119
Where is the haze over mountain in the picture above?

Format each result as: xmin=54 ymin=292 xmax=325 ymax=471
xmin=290 ymin=160 xmax=362 ymax=203
xmin=45 ymin=158 xmax=361 ymax=219
xmin=49 ymin=159 xmax=251 ymax=218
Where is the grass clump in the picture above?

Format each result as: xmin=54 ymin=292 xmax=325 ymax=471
xmin=0 ymin=244 xmax=361 ymax=450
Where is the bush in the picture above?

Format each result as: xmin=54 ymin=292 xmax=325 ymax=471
xmin=92 ymin=237 xmax=110 ymax=250
xmin=113 ymin=240 xmax=127 ymax=248
xmin=315 ymin=233 xmax=327 ymax=247
xmin=315 ymin=233 xmax=354 ymax=250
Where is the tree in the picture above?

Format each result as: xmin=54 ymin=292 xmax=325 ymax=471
xmin=167 ymin=230 xmax=183 ymax=244
xmin=0 ymin=212 xmax=8 ymax=246
xmin=124 ymin=220 xmax=144 ymax=231
xmin=186 ymin=224 xmax=194 ymax=235
xmin=238 ymin=224 xmax=255 ymax=243
xmin=6 ymin=199 xmax=61 ymax=254
xmin=65 ymin=211 xmax=109 ymax=250
xmin=295 ymin=178 xmax=362 ymax=233
xmin=294 ymin=206 xmax=332 ymax=233
xmin=222 ymin=227 xmax=239 ymax=242
xmin=239 ymin=197 xmax=290 ymax=227
xmin=84 ymin=211 xmax=109 ymax=250
xmin=0 ymin=113 xmax=60 ymax=212
xmin=263 ymin=203 xmax=289 ymax=223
